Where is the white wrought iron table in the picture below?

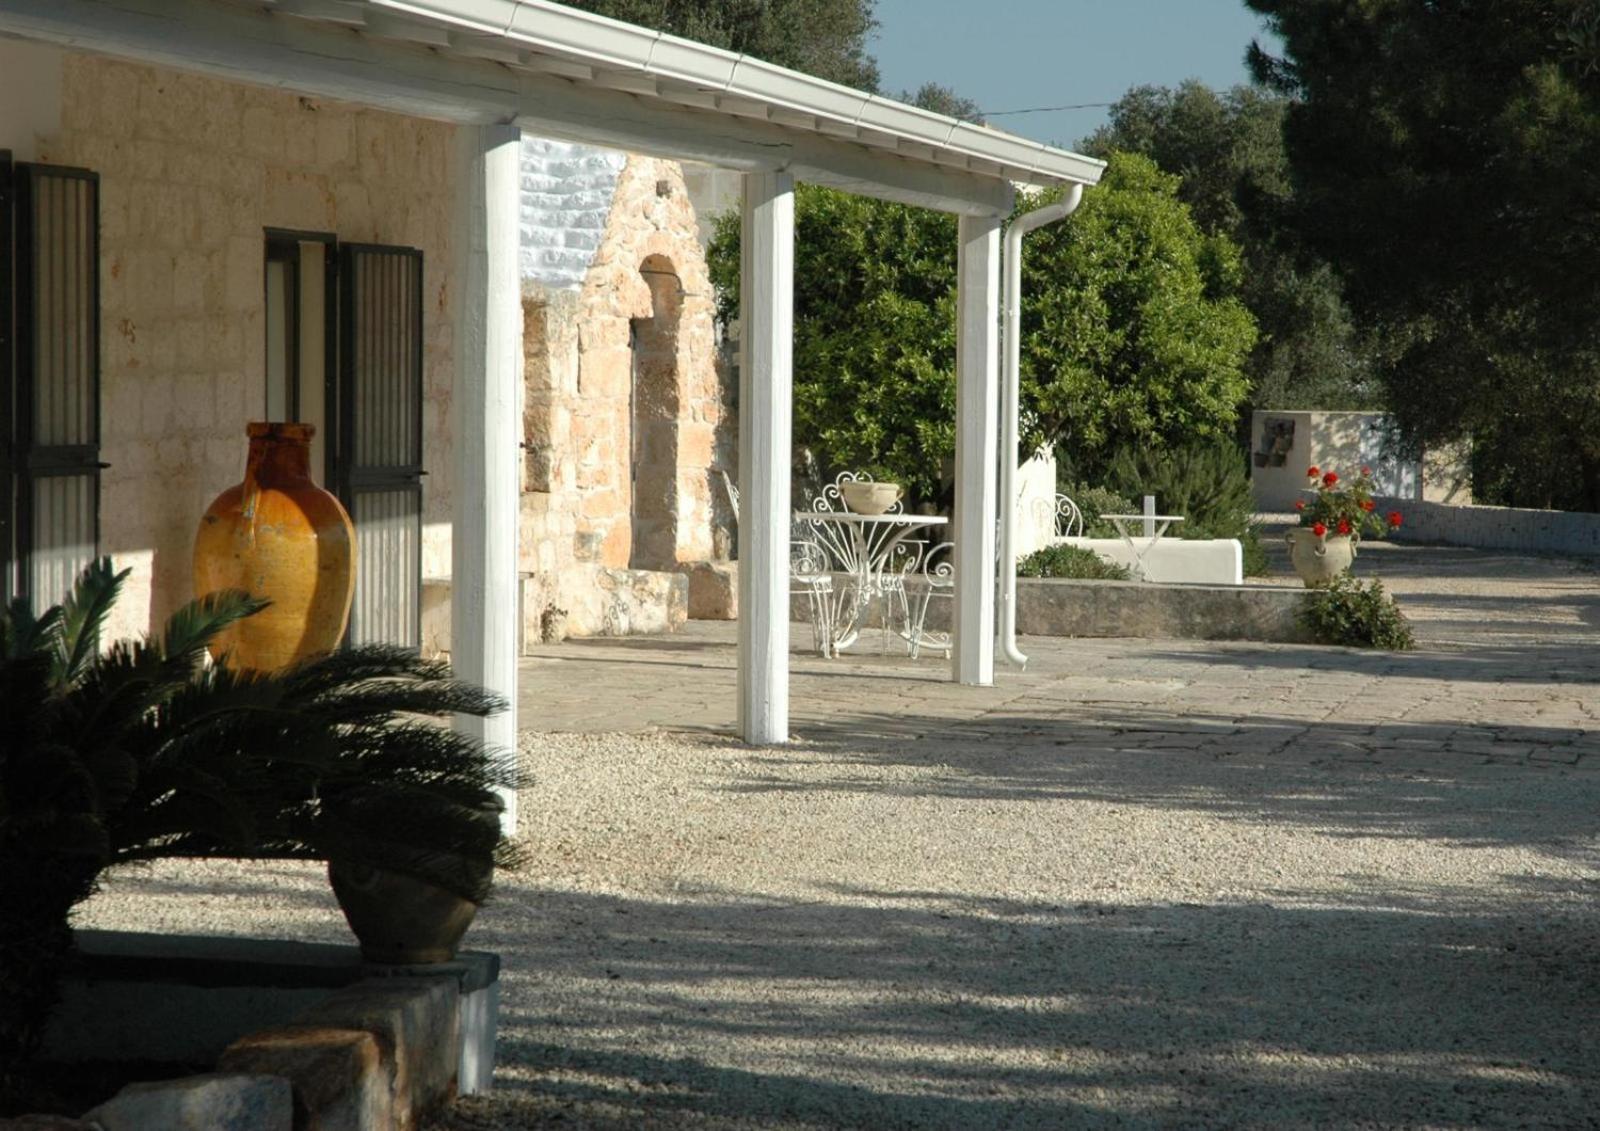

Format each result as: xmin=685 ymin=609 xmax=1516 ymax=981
xmin=799 ymin=511 xmax=948 ymax=653
xmin=1100 ymin=512 xmax=1185 ymax=581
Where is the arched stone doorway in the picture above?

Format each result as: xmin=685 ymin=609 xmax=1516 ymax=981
xmin=629 ymin=253 xmax=683 ymax=571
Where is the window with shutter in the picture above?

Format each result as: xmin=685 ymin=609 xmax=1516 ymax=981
xmin=337 ymin=243 xmax=424 ymax=649
xmin=1 ymin=153 xmax=101 ymax=610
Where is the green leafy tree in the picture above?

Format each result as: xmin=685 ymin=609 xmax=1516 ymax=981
xmin=1084 ymin=80 xmax=1378 ymax=415
xmin=1246 ymin=0 xmax=1600 ymax=511
xmin=1019 ymin=153 xmax=1257 ymax=481
xmin=903 ymin=82 xmax=985 ymax=122
xmin=708 ymin=153 xmax=1257 ymax=502
xmin=562 ymin=0 xmax=879 ymax=89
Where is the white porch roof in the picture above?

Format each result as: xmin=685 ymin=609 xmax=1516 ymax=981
xmin=0 ymin=0 xmax=1103 ymax=215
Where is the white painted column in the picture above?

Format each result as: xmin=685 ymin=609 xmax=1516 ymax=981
xmin=453 ymin=123 xmax=522 ymax=828
xmin=952 ymin=213 xmax=1004 ymax=686
xmin=737 ymin=170 xmax=795 ymax=744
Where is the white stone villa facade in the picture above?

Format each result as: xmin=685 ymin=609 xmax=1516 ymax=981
xmin=0 ymin=40 xmax=462 ymax=645
xmin=0 ymin=0 xmax=1104 ymax=749
xmin=1 ymin=39 xmax=736 ymax=651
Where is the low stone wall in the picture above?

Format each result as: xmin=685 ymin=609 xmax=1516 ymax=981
xmin=1016 ymin=578 xmax=1314 ymax=642
xmin=42 ymin=931 xmax=499 ymax=1130
xmin=420 ymin=568 xmax=690 ymax=657
xmin=791 ymin=577 xmax=1314 ymax=643
xmin=1375 ymin=496 xmax=1600 ymax=557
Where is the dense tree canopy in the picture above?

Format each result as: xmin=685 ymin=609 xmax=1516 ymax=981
xmin=902 ymin=82 xmax=985 ymax=122
xmin=1246 ymin=0 xmax=1600 ymax=510
xmin=708 ymin=153 xmax=1257 ymax=501
xmin=563 ymin=0 xmax=880 ymax=89
xmin=1018 ymin=154 xmax=1257 ymax=479
xmin=1083 ymin=81 xmax=1377 ymax=416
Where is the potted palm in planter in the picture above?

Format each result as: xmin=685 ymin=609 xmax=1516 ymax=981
xmin=1286 ymin=466 xmax=1403 ymax=586
xmin=0 ymin=559 xmax=523 ymax=1113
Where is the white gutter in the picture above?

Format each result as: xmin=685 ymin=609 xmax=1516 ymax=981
xmin=998 ymin=185 xmax=1083 ymax=669
xmin=372 ymin=0 xmax=1106 ymax=190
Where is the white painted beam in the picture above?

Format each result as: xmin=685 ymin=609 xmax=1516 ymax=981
xmin=452 ymin=122 xmax=522 ymax=830
xmin=951 ymin=212 xmax=1006 ymax=686
xmin=0 ymin=0 xmax=1017 ymax=215
xmin=737 ymin=171 xmax=795 ymax=746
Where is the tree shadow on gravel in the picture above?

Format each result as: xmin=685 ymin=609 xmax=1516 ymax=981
xmin=1123 ymin=641 xmax=1600 ymax=684
xmin=726 ymin=707 xmax=1600 ymax=859
xmin=434 ymin=882 xmax=1600 ymax=1130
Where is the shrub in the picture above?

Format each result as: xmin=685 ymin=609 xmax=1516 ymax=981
xmin=1100 ymin=440 xmax=1269 ymax=575
xmin=0 ymin=560 xmax=523 ymax=1111
xmin=1016 ymin=544 xmax=1133 ymax=580
xmin=1300 ymin=574 xmax=1417 ymax=649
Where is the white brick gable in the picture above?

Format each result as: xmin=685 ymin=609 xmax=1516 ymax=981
xmin=518 ymin=135 xmax=626 ymax=289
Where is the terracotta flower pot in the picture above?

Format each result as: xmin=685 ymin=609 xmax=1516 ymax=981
xmin=193 ymin=422 xmax=355 ymax=672
xmin=328 ymin=862 xmax=481 ymax=965
xmin=1286 ymin=527 xmax=1356 ymax=588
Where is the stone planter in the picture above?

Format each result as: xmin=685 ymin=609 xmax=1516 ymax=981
xmin=193 ymin=423 xmax=355 ymax=673
xmin=328 ymin=862 xmax=480 ymax=965
xmin=1285 ymin=528 xmax=1356 ymax=587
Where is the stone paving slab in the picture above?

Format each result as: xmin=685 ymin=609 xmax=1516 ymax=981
xmin=519 ymin=543 xmax=1600 ymax=777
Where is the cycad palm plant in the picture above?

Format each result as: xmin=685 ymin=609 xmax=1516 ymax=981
xmin=0 ymin=559 xmax=522 ymax=1111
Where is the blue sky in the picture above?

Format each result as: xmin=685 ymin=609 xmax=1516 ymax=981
xmin=871 ymin=0 xmax=1282 ymax=150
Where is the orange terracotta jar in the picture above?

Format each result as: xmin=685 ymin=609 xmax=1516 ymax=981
xmin=194 ymin=422 xmax=356 ymax=672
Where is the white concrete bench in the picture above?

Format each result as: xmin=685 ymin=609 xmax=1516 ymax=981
xmin=1055 ymin=536 xmax=1243 ymax=586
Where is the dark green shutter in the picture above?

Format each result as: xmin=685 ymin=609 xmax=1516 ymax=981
xmin=337 ymin=243 xmax=423 ymax=647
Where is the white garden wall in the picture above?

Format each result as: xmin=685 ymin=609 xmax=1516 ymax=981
xmin=1374 ymin=497 xmax=1600 ymax=557
xmin=1251 ymin=410 xmax=1420 ymax=511
xmin=1058 ymin=537 xmax=1244 ymax=586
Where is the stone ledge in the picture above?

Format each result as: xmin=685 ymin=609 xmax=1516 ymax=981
xmin=83 ymin=1073 xmax=291 ymax=1131
xmin=789 ymin=576 xmax=1314 ymax=643
xmin=219 ymin=1026 xmax=390 ymax=1131
xmin=1016 ymin=578 xmax=1315 ymax=642
xmin=44 ymin=932 xmax=501 ymax=1126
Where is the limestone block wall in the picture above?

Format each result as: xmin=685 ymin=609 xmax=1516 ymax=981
xmin=37 ymin=52 xmax=459 ymax=639
xmin=1373 ymin=497 xmax=1600 ymax=557
xmin=519 ymin=147 xmax=732 ymax=637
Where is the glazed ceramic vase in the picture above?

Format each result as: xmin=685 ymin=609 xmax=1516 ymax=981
xmin=194 ymin=422 xmax=355 ymax=672
xmin=1285 ymin=527 xmax=1356 ymax=588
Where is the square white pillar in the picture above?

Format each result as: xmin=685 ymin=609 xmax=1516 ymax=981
xmin=952 ymin=213 xmax=1003 ymax=686
xmin=737 ymin=170 xmax=795 ymax=744
xmin=452 ymin=123 xmax=522 ymax=827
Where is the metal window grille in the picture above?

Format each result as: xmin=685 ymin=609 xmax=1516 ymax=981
xmin=1 ymin=153 xmax=101 ymax=610
xmin=337 ymin=243 xmax=423 ymax=649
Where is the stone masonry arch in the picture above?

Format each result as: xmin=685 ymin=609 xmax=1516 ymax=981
xmin=519 ymin=150 xmax=730 ymax=640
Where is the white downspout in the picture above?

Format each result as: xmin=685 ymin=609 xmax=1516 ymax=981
xmin=999 ymin=184 xmax=1083 ymax=669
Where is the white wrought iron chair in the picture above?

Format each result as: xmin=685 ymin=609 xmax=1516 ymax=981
xmin=1032 ymin=492 xmax=1085 ymax=539
xmin=720 ymin=469 xmax=837 ymax=658
xmin=900 ymin=492 xmax=1081 ymax=660
xmin=900 ymin=540 xmax=954 ymax=659
xmin=806 ymin=472 xmax=912 ymax=654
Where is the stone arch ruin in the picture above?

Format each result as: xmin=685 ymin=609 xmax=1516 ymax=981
xmin=518 ymin=143 xmax=734 ymax=641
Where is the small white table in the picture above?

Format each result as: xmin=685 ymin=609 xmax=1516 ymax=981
xmin=798 ymin=511 xmax=948 ymax=653
xmin=1100 ymin=513 xmax=1185 ymax=581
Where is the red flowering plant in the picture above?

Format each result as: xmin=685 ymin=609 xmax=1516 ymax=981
xmin=1298 ymin=465 xmax=1400 ymax=540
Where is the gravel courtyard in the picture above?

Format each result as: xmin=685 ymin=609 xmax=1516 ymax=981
xmin=77 ymin=544 xmax=1600 ymax=1128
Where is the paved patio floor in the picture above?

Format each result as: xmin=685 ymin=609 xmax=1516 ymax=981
xmin=517 ymin=539 xmax=1600 ymax=761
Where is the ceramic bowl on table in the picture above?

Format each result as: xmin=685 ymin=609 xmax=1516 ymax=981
xmin=839 ymin=480 xmax=903 ymax=514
